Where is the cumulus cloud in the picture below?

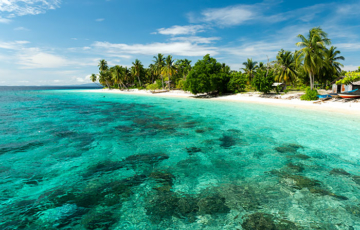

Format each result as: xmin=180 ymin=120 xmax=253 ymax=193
xmin=156 ymin=25 xmax=205 ymax=35
xmin=0 ymin=40 xmax=30 ymax=49
xmin=0 ymin=0 xmax=61 ymax=17
xmin=17 ymin=48 xmax=67 ymax=69
xmin=169 ymin=36 xmax=221 ymax=44
xmin=92 ymin=41 xmax=218 ymax=57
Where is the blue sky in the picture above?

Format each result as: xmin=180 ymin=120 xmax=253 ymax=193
xmin=0 ymin=0 xmax=360 ymax=86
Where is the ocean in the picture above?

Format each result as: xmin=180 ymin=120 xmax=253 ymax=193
xmin=1 ymin=87 xmax=360 ymax=229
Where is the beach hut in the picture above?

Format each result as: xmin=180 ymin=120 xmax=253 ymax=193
xmin=331 ymin=76 xmax=360 ymax=93
xmin=272 ymin=83 xmax=286 ymax=92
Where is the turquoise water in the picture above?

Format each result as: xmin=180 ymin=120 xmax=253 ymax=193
xmin=1 ymin=88 xmax=360 ymax=230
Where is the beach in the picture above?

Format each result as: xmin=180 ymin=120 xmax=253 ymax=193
xmin=81 ymin=89 xmax=360 ymax=115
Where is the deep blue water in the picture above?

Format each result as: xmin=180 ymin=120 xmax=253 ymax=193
xmin=0 ymin=88 xmax=360 ymax=229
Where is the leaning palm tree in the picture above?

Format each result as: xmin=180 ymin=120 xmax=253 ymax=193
xmin=90 ymin=74 xmax=97 ymax=83
xmin=153 ymin=53 xmax=166 ymax=88
xmin=161 ymin=55 xmax=177 ymax=90
xmin=275 ymin=49 xmax=298 ymax=84
xmin=242 ymin=58 xmax=258 ymax=84
xmin=132 ymin=59 xmax=143 ymax=87
xmin=296 ymin=27 xmax=331 ymax=90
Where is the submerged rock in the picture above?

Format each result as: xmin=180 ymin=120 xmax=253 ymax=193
xmin=150 ymin=171 xmax=175 ymax=192
xmin=195 ymin=129 xmax=205 ymax=133
xmin=0 ymin=141 xmax=44 ymax=155
xmin=286 ymin=154 xmax=311 ymax=160
xmin=219 ymin=135 xmax=236 ymax=148
xmin=286 ymin=163 xmax=305 ymax=173
xmin=145 ymin=189 xmax=230 ymax=224
xmin=83 ymin=210 xmax=117 ymax=230
xmin=271 ymin=171 xmax=348 ymax=200
xmin=275 ymin=143 xmax=304 ymax=154
xmin=353 ymin=176 xmax=360 ymax=185
xmin=241 ymin=213 xmax=300 ymax=230
xmin=124 ymin=153 xmax=169 ymax=167
xmin=242 ymin=213 xmax=276 ymax=230
xmin=330 ymin=168 xmax=351 ymax=176
xmin=186 ymin=147 xmax=202 ymax=154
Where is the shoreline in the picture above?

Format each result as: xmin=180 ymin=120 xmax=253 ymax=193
xmin=79 ymin=89 xmax=360 ymax=116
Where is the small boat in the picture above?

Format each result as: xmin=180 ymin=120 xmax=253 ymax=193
xmin=338 ymin=89 xmax=360 ymax=99
xmin=318 ymin=94 xmax=332 ymax=99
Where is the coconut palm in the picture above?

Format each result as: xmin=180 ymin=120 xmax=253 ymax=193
xmin=274 ymin=49 xmax=297 ymax=84
xmin=175 ymin=59 xmax=192 ymax=80
xmin=162 ymin=55 xmax=177 ymax=90
xmin=153 ymin=53 xmax=166 ymax=88
xmin=296 ymin=27 xmax=331 ymax=89
xmin=325 ymin=46 xmax=344 ymax=75
xmin=111 ymin=65 xmax=126 ymax=90
xmin=242 ymin=58 xmax=258 ymax=84
xmin=90 ymin=74 xmax=97 ymax=83
xmin=132 ymin=59 xmax=143 ymax=87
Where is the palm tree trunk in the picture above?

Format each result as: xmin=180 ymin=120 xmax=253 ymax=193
xmin=168 ymin=74 xmax=171 ymax=90
xmin=161 ymin=75 xmax=164 ymax=89
xmin=309 ymin=73 xmax=314 ymax=90
xmin=137 ymin=75 xmax=142 ymax=87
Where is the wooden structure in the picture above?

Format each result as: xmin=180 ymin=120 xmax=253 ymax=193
xmin=331 ymin=76 xmax=360 ymax=93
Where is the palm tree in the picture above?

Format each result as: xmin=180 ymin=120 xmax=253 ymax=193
xmin=325 ymin=46 xmax=344 ymax=75
xmin=98 ymin=59 xmax=111 ymax=88
xmin=132 ymin=59 xmax=143 ymax=87
xmin=111 ymin=65 xmax=126 ymax=90
xmin=90 ymin=74 xmax=97 ymax=83
xmin=275 ymin=49 xmax=297 ymax=84
xmin=153 ymin=53 xmax=166 ymax=88
xmin=175 ymin=59 xmax=192 ymax=80
xmin=161 ymin=55 xmax=177 ymax=90
xmin=242 ymin=58 xmax=258 ymax=84
xmin=296 ymin=27 xmax=331 ymax=90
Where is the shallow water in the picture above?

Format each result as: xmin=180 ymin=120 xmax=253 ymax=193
xmin=1 ymin=88 xmax=360 ymax=230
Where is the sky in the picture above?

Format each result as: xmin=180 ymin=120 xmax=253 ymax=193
xmin=0 ymin=0 xmax=360 ymax=86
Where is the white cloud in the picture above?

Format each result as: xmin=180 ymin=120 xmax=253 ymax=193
xmin=17 ymin=48 xmax=67 ymax=69
xmin=197 ymin=5 xmax=255 ymax=26
xmin=96 ymin=18 xmax=104 ymax=22
xmin=83 ymin=46 xmax=91 ymax=50
xmin=336 ymin=43 xmax=360 ymax=50
xmin=93 ymin=41 xmax=218 ymax=57
xmin=14 ymin=26 xmax=28 ymax=30
xmin=0 ymin=16 xmax=11 ymax=23
xmin=342 ymin=65 xmax=360 ymax=71
xmin=0 ymin=40 xmax=30 ymax=49
xmin=170 ymin=36 xmax=221 ymax=44
xmin=0 ymin=0 xmax=61 ymax=17
xmin=156 ymin=25 xmax=205 ymax=35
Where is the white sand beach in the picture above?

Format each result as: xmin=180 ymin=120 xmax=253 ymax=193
xmin=81 ymin=89 xmax=360 ymax=115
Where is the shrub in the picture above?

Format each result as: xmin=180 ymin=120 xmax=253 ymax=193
xmin=228 ymin=73 xmax=247 ymax=93
xmin=146 ymin=83 xmax=159 ymax=90
xmin=176 ymin=79 xmax=186 ymax=89
xmin=252 ymin=70 xmax=275 ymax=93
xmin=300 ymin=87 xmax=318 ymax=101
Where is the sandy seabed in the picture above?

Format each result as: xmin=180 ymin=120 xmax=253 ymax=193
xmin=80 ymin=89 xmax=360 ymax=116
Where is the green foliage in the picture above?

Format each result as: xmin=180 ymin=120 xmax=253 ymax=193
xmin=284 ymin=89 xmax=290 ymax=94
xmin=336 ymin=72 xmax=360 ymax=85
xmin=176 ymin=79 xmax=186 ymax=89
xmin=185 ymin=54 xmax=231 ymax=95
xmin=228 ymin=72 xmax=247 ymax=93
xmin=300 ymin=87 xmax=318 ymax=101
xmin=155 ymin=80 xmax=163 ymax=89
xmin=146 ymin=84 xmax=159 ymax=90
xmin=252 ymin=69 xmax=275 ymax=93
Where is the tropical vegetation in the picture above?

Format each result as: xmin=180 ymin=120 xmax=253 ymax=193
xmin=90 ymin=27 xmax=351 ymax=100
